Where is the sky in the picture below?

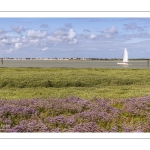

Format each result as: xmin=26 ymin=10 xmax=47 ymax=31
xmin=1 ymin=18 xmax=150 ymax=58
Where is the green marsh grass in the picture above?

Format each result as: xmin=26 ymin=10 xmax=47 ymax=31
xmin=0 ymin=68 xmax=150 ymax=100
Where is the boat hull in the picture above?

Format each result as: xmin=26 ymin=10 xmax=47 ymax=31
xmin=117 ymin=63 xmax=128 ymax=65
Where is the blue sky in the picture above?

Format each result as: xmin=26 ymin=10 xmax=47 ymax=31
xmin=1 ymin=18 xmax=150 ymax=58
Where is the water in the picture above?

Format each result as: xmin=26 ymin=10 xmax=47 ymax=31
xmin=0 ymin=60 xmax=149 ymax=68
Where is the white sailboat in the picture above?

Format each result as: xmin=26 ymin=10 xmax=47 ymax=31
xmin=117 ymin=48 xmax=128 ymax=65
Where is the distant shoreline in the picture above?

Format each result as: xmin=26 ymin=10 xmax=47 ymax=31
xmin=0 ymin=58 xmax=149 ymax=61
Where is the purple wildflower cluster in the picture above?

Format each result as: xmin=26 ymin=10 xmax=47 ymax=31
xmin=0 ymin=96 xmax=150 ymax=132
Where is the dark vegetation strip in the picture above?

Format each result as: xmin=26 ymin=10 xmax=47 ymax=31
xmin=0 ymin=68 xmax=150 ymax=88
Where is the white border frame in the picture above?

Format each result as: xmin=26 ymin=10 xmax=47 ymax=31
xmin=0 ymin=10 xmax=150 ymax=140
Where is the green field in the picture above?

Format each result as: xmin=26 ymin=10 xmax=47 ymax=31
xmin=0 ymin=67 xmax=150 ymax=100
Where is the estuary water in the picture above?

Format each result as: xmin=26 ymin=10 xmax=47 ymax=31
xmin=0 ymin=60 xmax=149 ymax=68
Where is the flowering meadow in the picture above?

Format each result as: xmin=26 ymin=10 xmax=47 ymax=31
xmin=1 ymin=68 xmax=150 ymax=132
xmin=0 ymin=96 xmax=150 ymax=132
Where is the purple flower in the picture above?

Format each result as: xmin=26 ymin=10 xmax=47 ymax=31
xmin=72 ymin=122 xmax=100 ymax=132
xmin=0 ymin=96 xmax=150 ymax=132
xmin=9 ymin=119 xmax=48 ymax=132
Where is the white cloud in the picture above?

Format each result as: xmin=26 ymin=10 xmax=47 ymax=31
xmin=53 ymin=30 xmax=67 ymax=37
xmin=2 ymin=39 xmax=11 ymax=45
xmin=104 ymin=26 xmax=118 ymax=34
xmin=30 ymin=39 xmax=39 ymax=43
xmin=104 ymin=34 xmax=112 ymax=39
xmin=27 ymin=30 xmax=47 ymax=38
xmin=1 ymin=38 xmax=20 ymax=45
xmin=11 ymin=38 xmax=20 ymax=43
xmin=15 ymin=43 xmax=22 ymax=49
xmin=90 ymin=34 xmax=97 ymax=39
xmin=101 ymin=26 xmax=118 ymax=39
xmin=123 ymin=22 xmax=144 ymax=31
xmin=41 ymin=47 xmax=49 ymax=51
xmin=2 ymin=39 xmax=8 ymax=43
xmin=21 ymin=36 xmax=28 ymax=43
xmin=72 ymin=39 xmax=77 ymax=44
xmin=68 ymin=29 xmax=76 ymax=40
xmin=11 ymin=25 xmax=25 ymax=34
xmin=6 ymin=48 xmax=14 ymax=53
xmin=47 ymin=35 xmax=62 ymax=42
xmin=47 ymin=28 xmax=77 ymax=44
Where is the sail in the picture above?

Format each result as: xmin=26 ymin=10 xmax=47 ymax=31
xmin=123 ymin=48 xmax=128 ymax=63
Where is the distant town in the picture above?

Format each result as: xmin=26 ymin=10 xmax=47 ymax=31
xmin=0 ymin=57 xmax=149 ymax=60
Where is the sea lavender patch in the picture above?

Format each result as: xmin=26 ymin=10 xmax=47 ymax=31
xmin=0 ymin=96 xmax=150 ymax=132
